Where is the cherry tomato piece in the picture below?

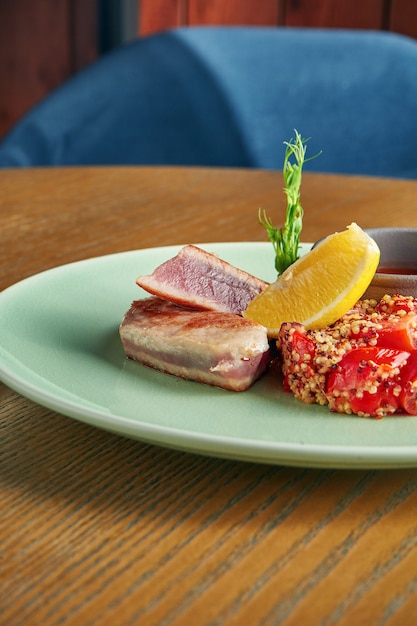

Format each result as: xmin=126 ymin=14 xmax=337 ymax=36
xmin=326 ymin=347 xmax=410 ymax=417
xmin=376 ymin=313 xmax=417 ymax=352
xmin=399 ymin=352 xmax=417 ymax=415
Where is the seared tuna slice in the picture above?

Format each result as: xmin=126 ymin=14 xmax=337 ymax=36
xmin=120 ymin=297 xmax=270 ymax=391
xmin=136 ymin=245 xmax=268 ymax=315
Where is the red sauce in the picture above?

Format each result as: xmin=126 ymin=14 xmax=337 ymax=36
xmin=377 ymin=267 xmax=417 ymax=275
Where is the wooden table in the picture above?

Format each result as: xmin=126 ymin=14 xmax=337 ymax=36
xmin=2 ymin=166 xmax=417 ymax=626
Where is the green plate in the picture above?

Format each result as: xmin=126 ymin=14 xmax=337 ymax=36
xmin=2 ymin=242 xmax=417 ymax=469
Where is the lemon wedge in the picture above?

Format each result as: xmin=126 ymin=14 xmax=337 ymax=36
xmin=243 ymin=223 xmax=380 ymax=336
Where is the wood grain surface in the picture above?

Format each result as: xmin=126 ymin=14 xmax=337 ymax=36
xmin=2 ymin=166 xmax=417 ymax=626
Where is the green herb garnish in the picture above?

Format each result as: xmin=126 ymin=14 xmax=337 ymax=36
xmin=259 ymin=130 xmax=320 ymax=275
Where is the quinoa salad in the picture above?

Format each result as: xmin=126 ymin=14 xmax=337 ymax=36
xmin=277 ymin=294 xmax=417 ymax=418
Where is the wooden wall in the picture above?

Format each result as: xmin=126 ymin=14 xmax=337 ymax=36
xmin=0 ymin=0 xmax=98 ymax=140
xmin=139 ymin=0 xmax=417 ymax=38
xmin=1 ymin=0 xmax=416 ymax=140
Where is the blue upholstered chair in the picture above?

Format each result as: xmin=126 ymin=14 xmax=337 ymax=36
xmin=1 ymin=26 xmax=417 ymax=178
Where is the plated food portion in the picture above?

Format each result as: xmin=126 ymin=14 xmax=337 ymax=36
xmin=119 ymin=132 xmax=417 ymax=420
xmin=279 ymin=295 xmax=417 ymax=418
xmin=120 ymin=296 xmax=270 ymax=393
xmin=136 ymin=243 xmax=268 ymax=314
xmin=119 ymin=227 xmax=417 ymax=419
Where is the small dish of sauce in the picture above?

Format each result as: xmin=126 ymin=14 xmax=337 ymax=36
xmin=363 ymin=228 xmax=417 ymax=300
xmin=376 ymin=267 xmax=417 ymax=275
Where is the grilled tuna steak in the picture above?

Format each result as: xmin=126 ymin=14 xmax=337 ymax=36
xmin=120 ymin=297 xmax=271 ymax=391
xmin=137 ymin=245 xmax=268 ymax=315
